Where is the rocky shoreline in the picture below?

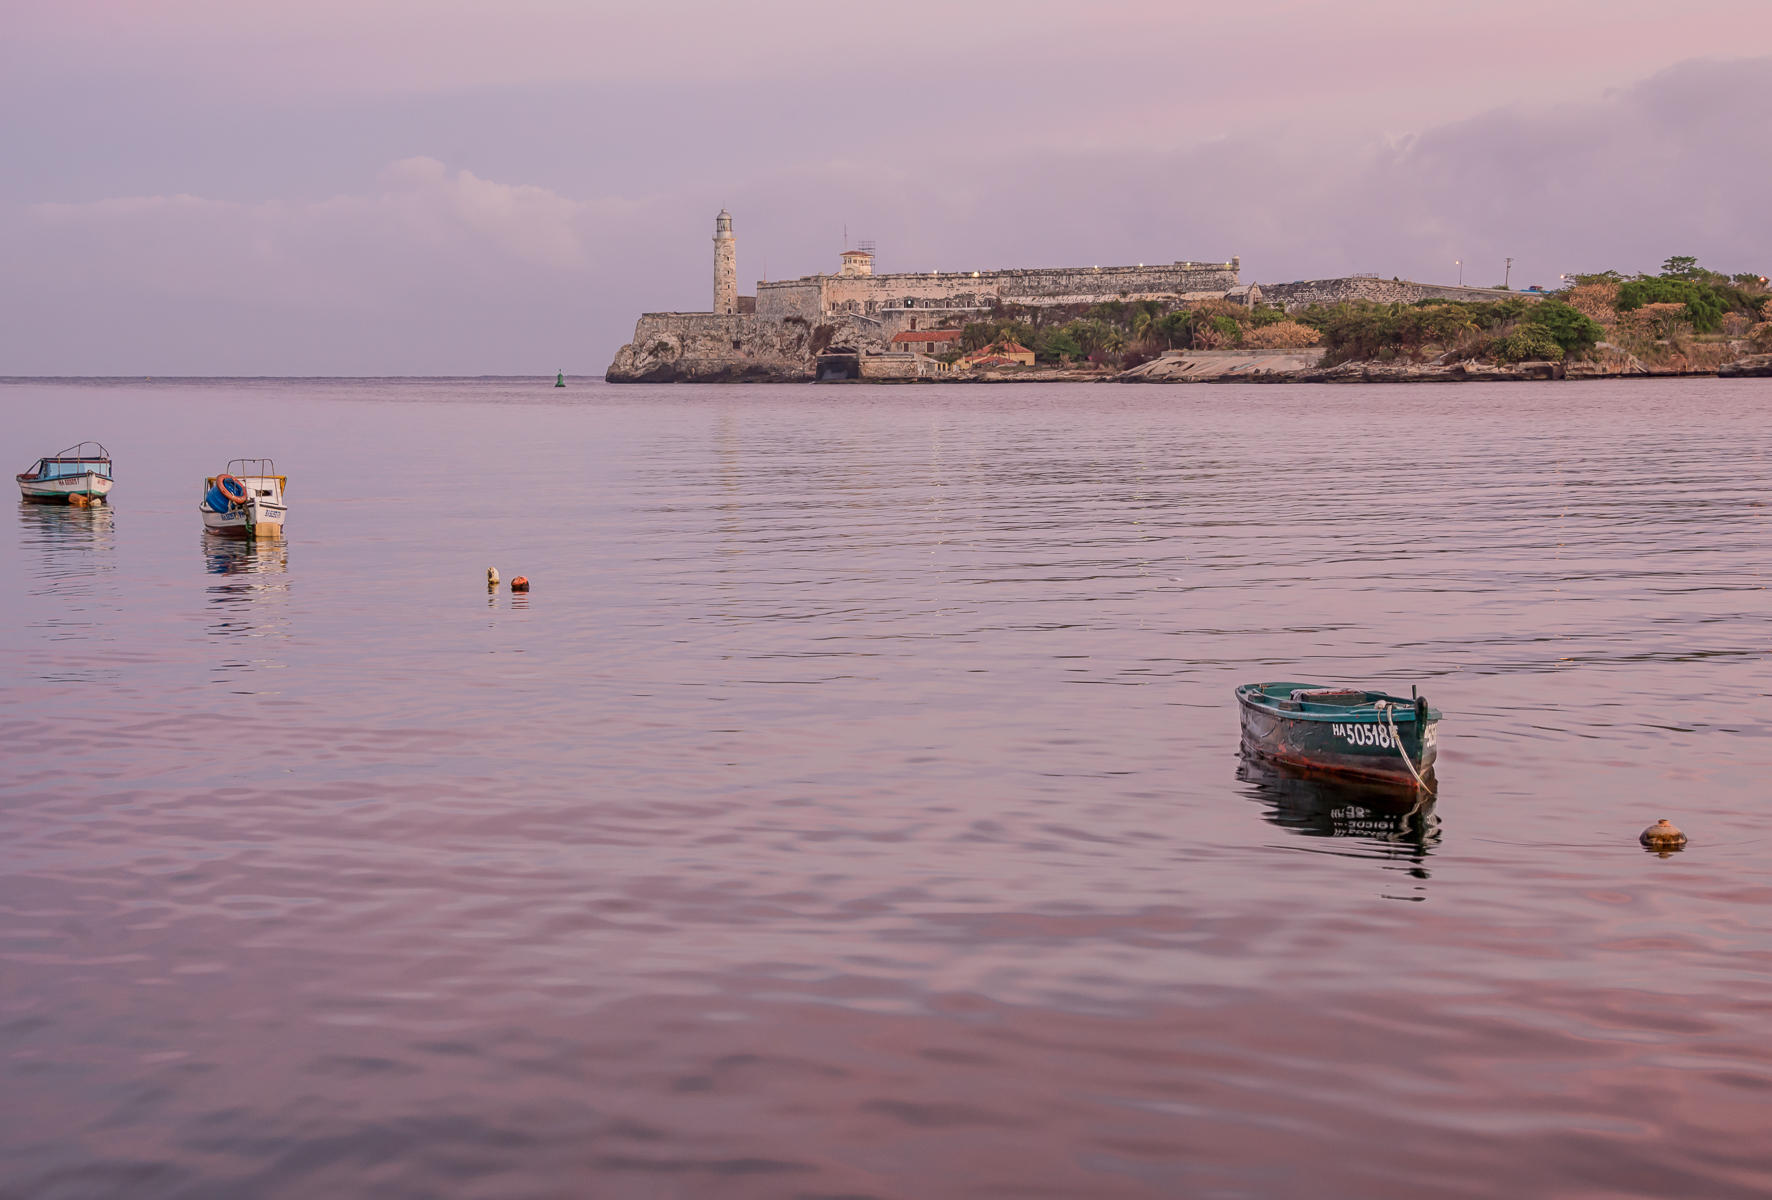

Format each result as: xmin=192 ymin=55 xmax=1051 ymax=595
xmin=609 ymin=350 xmax=1772 ymax=385
xmin=1113 ymin=349 xmax=1772 ymax=383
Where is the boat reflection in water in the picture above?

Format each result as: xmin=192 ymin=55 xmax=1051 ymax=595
xmin=203 ymin=534 xmax=290 ymax=688
xmin=204 ymin=534 xmax=288 ymax=579
xmin=1236 ymin=753 xmax=1439 ymax=895
xmin=18 ymin=499 xmax=120 ymax=683
xmin=18 ymin=494 xmax=117 ymax=549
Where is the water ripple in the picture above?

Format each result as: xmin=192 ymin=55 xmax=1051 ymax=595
xmin=1 ymin=378 xmax=1768 ymax=1198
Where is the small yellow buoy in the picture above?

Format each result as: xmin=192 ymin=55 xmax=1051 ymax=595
xmin=1640 ymin=819 xmax=1687 ymax=853
xmin=487 ymin=566 xmax=500 ymax=588
xmin=510 ymin=576 xmax=530 ymax=592
xmin=68 ymin=493 xmax=90 ymax=507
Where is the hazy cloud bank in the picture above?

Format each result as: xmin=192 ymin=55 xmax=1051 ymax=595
xmin=2 ymin=58 xmax=1767 ymax=375
xmin=4 ymin=159 xmax=602 ymax=375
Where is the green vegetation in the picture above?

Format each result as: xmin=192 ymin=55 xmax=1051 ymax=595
xmin=1301 ymin=297 xmax=1602 ymax=365
xmin=933 ymin=257 xmax=1766 ymax=372
xmin=1519 ymin=300 xmax=1608 ymax=357
xmin=1615 ymin=278 xmax=1725 ymax=331
xmin=956 ymin=299 xmax=1322 ymax=368
xmin=1565 ymin=256 xmax=1769 ymax=368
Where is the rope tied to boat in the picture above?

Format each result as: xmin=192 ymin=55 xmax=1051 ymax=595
xmin=1375 ymin=701 xmax=1435 ymax=797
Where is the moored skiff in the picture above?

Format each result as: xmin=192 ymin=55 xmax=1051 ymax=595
xmin=201 ymin=459 xmax=288 ymax=539
xmin=1236 ymin=681 xmax=1441 ymax=789
xmin=18 ymin=442 xmax=114 ymax=503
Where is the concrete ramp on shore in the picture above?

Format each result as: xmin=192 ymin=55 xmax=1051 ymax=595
xmin=1117 ymin=349 xmax=1322 ymax=383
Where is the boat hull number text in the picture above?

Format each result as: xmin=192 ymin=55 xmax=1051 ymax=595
xmin=1334 ymin=723 xmax=1396 ymax=748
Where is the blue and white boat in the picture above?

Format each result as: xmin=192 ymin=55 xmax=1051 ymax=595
xmin=17 ymin=442 xmax=114 ymax=503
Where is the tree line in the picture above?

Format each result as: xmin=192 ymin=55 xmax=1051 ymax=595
xmin=945 ymin=257 xmax=1768 ymax=370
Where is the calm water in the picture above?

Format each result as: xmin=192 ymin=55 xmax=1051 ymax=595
xmin=2 ymin=377 xmax=1769 ymax=1199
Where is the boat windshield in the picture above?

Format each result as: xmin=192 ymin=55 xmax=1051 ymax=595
xmin=40 ymin=459 xmax=112 ymax=479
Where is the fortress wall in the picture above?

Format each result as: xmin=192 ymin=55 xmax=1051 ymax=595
xmin=762 ymin=261 xmax=1241 ymax=322
xmin=823 ymin=273 xmax=995 ymax=314
xmin=991 ymin=262 xmax=1239 ymax=301
xmin=840 ymin=263 xmax=1241 ymax=309
xmin=1260 ymin=278 xmax=1531 ymax=311
xmin=857 ymin=353 xmax=924 ymax=381
xmin=755 ymin=279 xmax=823 ymax=321
xmin=875 ymin=306 xmax=993 ymax=340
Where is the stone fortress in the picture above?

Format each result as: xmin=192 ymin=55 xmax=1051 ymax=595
xmin=606 ymin=211 xmax=1518 ymax=382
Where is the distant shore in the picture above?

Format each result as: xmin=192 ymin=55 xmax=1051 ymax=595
xmin=627 ymin=350 xmax=1772 ymax=385
xmin=609 ymin=257 xmax=1770 ymax=386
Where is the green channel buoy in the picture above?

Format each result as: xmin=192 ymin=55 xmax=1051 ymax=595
xmin=555 ymin=370 xmax=566 ymax=388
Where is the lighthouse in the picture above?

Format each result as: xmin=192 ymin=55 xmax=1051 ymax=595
xmin=713 ymin=209 xmax=737 ymax=315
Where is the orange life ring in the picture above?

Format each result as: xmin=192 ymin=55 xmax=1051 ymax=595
xmin=217 ymin=474 xmax=250 ymax=504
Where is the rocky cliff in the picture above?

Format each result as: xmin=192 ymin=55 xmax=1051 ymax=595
xmin=606 ymin=313 xmax=817 ymax=382
xmin=606 ymin=312 xmax=900 ymax=383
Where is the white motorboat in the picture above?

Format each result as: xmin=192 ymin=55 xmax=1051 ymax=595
xmin=17 ymin=441 xmax=114 ymax=503
xmin=201 ymin=459 xmax=288 ymax=539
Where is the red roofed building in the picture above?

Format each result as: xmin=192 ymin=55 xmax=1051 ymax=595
xmin=889 ymin=329 xmax=962 ymax=356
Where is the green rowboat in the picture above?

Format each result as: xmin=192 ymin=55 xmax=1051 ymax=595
xmin=1236 ymin=681 xmax=1441 ymax=790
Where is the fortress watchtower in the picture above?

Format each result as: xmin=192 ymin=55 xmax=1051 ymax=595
xmin=713 ymin=209 xmax=737 ymax=315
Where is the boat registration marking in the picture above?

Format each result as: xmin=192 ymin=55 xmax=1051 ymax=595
xmin=1332 ymin=722 xmax=1395 ymax=749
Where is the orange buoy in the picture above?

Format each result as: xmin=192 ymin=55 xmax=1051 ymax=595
xmin=510 ymin=576 xmax=530 ymax=592
xmin=1640 ymin=819 xmax=1687 ymax=853
xmin=216 ymin=474 xmax=250 ymax=505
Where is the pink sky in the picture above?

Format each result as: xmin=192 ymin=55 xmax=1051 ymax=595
xmin=2 ymin=0 xmax=1769 ymax=372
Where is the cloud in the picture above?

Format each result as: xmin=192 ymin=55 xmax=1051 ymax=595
xmin=27 ymin=156 xmax=584 ymax=295
xmin=10 ymin=0 xmax=1770 ymax=119
xmin=1337 ymin=57 xmax=1772 ymax=281
xmin=363 ymin=157 xmax=585 ymax=265
xmin=718 ymin=57 xmax=1772 ymax=292
xmin=2 ymin=158 xmax=599 ymax=373
xmin=2 ymin=58 xmax=1767 ymax=375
